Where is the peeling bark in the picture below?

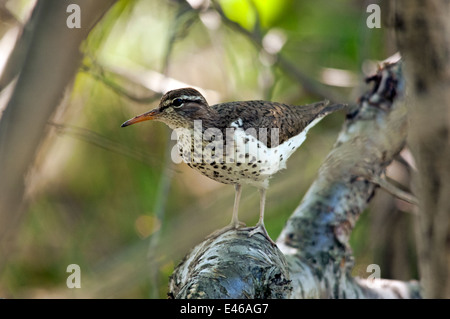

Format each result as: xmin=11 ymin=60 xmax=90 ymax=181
xmin=169 ymin=62 xmax=421 ymax=299
xmin=169 ymin=231 xmax=291 ymax=299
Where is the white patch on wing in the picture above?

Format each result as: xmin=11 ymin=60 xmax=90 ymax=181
xmin=230 ymin=118 xmax=243 ymax=128
xmin=232 ymin=116 xmax=324 ymax=176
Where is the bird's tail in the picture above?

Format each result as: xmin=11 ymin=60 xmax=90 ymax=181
xmin=318 ymin=101 xmax=349 ymax=117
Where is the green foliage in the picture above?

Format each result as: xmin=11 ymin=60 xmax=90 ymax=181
xmin=219 ymin=0 xmax=291 ymax=29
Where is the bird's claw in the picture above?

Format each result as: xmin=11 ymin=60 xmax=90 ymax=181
xmin=206 ymin=221 xmax=246 ymax=239
xmin=246 ymin=224 xmax=277 ymax=246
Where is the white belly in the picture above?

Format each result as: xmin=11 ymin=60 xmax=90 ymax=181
xmin=172 ymin=116 xmax=323 ymax=188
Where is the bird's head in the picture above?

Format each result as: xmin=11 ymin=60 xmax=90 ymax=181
xmin=121 ymin=88 xmax=214 ymax=129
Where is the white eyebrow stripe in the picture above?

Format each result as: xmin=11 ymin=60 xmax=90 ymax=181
xmin=177 ymin=95 xmax=204 ymax=101
xmin=162 ymin=95 xmax=204 ymax=108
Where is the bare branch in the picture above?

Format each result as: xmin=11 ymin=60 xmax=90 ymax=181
xmin=81 ymin=61 xmax=161 ymax=104
xmin=369 ymin=175 xmax=418 ymax=207
xmin=276 ymin=62 xmax=417 ymax=298
xmin=169 ymin=230 xmax=292 ymax=299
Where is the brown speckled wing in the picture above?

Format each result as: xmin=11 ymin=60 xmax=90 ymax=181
xmin=211 ymin=100 xmax=331 ymax=147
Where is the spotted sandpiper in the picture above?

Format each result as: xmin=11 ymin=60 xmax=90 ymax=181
xmin=121 ymin=88 xmax=346 ymax=245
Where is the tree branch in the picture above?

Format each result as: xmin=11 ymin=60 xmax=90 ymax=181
xmin=169 ymin=231 xmax=291 ymax=299
xmin=369 ymin=174 xmax=418 ymax=207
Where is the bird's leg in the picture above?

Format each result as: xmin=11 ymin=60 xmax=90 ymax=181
xmin=256 ymin=187 xmax=266 ymax=227
xmin=247 ymin=188 xmax=276 ymax=246
xmin=206 ymin=184 xmax=245 ymax=239
xmin=230 ymin=184 xmax=245 ymax=228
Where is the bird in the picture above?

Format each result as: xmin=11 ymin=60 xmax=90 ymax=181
xmin=121 ymin=87 xmax=346 ymax=245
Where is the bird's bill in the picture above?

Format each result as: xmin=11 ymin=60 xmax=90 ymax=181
xmin=121 ymin=109 xmax=160 ymax=127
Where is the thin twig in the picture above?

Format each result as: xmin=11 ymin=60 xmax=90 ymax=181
xmin=370 ymin=174 xmax=419 ymax=207
xmin=80 ymin=62 xmax=160 ymax=104
xmin=161 ymin=2 xmax=199 ymax=74
xmin=147 ymin=131 xmax=174 ymax=298
xmin=147 ymin=2 xmax=200 ymax=298
xmin=48 ymin=122 xmax=178 ymax=172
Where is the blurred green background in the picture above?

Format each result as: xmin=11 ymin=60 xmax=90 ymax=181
xmin=0 ymin=0 xmax=417 ymax=298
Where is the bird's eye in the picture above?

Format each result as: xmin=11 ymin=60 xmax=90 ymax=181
xmin=172 ymin=98 xmax=183 ymax=108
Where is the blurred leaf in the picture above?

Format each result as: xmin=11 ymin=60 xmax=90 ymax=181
xmin=218 ymin=0 xmax=290 ymax=30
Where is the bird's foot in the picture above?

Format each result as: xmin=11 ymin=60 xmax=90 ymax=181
xmin=246 ymin=224 xmax=277 ymax=246
xmin=206 ymin=221 xmax=246 ymax=240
